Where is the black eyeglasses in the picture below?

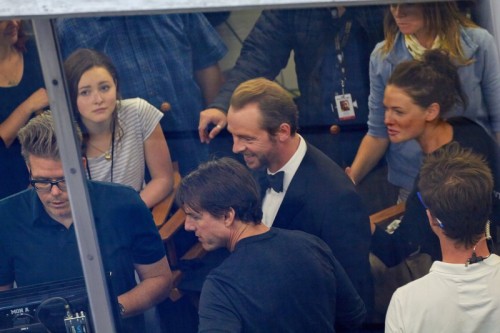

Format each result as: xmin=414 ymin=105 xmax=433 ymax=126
xmin=29 ymin=174 xmax=67 ymax=193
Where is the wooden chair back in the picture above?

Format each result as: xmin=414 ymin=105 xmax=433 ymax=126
xmin=153 ymin=162 xmax=206 ymax=301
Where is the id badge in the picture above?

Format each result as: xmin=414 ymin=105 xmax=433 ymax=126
xmin=334 ymin=93 xmax=356 ymax=121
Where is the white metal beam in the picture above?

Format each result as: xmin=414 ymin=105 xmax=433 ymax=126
xmin=0 ymin=0 xmax=448 ymax=19
xmin=33 ymin=19 xmax=119 ymax=333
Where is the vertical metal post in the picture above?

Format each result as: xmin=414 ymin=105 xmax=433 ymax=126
xmin=32 ymin=19 xmax=117 ymax=333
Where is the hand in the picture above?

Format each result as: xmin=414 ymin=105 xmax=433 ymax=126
xmin=26 ymin=88 xmax=49 ymax=114
xmin=336 ymin=6 xmax=346 ymax=17
xmin=198 ymin=108 xmax=227 ymax=143
xmin=345 ymin=166 xmax=356 ymax=185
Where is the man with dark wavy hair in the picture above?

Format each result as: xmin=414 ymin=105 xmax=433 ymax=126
xmin=178 ymin=157 xmax=366 ymax=332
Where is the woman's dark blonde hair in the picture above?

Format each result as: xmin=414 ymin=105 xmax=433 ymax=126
xmin=382 ymin=2 xmax=477 ymax=64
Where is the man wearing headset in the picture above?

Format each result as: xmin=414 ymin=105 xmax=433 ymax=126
xmin=386 ymin=144 xmax=500 ymax=333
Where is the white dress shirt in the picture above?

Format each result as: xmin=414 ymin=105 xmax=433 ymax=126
xmin=262 ymin=135 xmax=307 ymax=227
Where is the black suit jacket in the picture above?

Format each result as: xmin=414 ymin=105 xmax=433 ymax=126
xmin=258 ymin=143 xmax=373 ymax=312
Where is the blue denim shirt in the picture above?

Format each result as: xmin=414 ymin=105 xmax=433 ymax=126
xmin=56 ymin=14 xmax=227 ymax=175
xmin=368 ymin=27 xmax=500 ymax=190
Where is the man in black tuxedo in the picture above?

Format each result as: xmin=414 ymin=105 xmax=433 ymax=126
xmin=226 ymin=77 xmax=373 ymax=317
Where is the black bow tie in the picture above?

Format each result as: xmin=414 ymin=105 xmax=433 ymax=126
xmin=266 ymin=171 xmax=284 ymax=193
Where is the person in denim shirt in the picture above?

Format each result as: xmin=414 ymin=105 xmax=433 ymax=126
xmin=346 ymin=2 xmax=500 ymax=200
xmin=56 ymin=14 xmax=228 ymax=176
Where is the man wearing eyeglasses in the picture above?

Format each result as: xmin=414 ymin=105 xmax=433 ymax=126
xmin=27 ymin=164 xmax=73 ymax=228
xmin=0 ymin=112 xmax=172 ymax=332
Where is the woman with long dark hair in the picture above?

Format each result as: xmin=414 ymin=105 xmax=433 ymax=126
xmin=64 ymin=48 xmax=173 ymax=208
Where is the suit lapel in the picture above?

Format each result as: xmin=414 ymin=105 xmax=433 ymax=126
xmin=272 ymin=150 xmax=311 ymax=229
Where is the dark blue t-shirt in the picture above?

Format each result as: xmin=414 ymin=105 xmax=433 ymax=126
xmin=199 ymin=228 xmax=366 ymax=332
xmin=0 ymin=181 xmax=166 ymax=330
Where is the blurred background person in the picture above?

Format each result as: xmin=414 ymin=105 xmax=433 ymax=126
xmin=0 ymin=20 xmax=48 ymax=199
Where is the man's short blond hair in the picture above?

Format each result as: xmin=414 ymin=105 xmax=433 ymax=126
xmin=230 ymin=78 xmax=298 ymax=136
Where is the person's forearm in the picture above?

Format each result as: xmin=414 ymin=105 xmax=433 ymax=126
xmin=0 ymin=283 xmax=13 ymax=292
xmin=0 ymin=88 xmax=48 ymax=147
xmin=140 ymin=177 xmax=173 ymax=209
xmin=195 ymin=64 xmax=224 ymax=106
xmin=143 ymin=125 xmax=174 ymax=208
xmin=349 ymin=134 xmax=389 ymax=184
xmin=117 ymin=276 xmax=170 ymax=317
xmin=117 ymin=258 xmax=172 ymax=317
xmin=496 ymin=132 xmax=500 ymax=145
xmin=0 ymin=99 xmax=39 ymax=147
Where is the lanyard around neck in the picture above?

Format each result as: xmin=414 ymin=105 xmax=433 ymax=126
xmin=334 ymin=20 xmax=352 ymax=96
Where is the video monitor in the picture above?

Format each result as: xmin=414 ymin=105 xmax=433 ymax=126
xmin=0 ymin=277 xmax=91 ymax=333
